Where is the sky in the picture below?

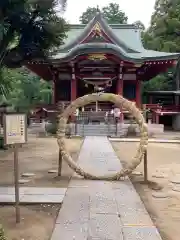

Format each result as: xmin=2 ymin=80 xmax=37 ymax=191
xmin=63 ymin=0 xmax=156 ymax=28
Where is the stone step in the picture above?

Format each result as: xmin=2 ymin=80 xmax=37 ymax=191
xmin=70 ymin=124 xmax=128 ymax=136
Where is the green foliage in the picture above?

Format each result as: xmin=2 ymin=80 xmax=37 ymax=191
xmin=0 ymin=225 xmax=6 ymax=240
xmin=143 ymin=73 xmax=173 ymax=92
xmin=144 ymin=0 xmax=180 ymax=52
xmin=45 ymin=121 xmax=57 ymax=135
xmin=133 ymin=21 xmax=145 ymax=31
xmin=141 ymin=0 xmax=179 ymax=92
xmin=0 ymin=0 xmax=68 ymax=68
xmin=142 ymin=69 xmax=175 ymax=101
xmin=0 ymin=67 xmax=52 ymax=112
xmin=79 ymin=3 xmax=128 ymax=24
xmin=0 ymin=136 xmax=5 ymax=150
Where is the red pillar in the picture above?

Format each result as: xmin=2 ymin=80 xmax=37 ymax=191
xmin=116 ymin=65 xmax=123 ymax=96
xmin=149 ymin=95 xmax=153 ymax=104
xmin=71 ymin=63 xmax=77 ymax=102
xmin=52 ymin=71 xmax=59 ymax=105
xmin=155 ymin=113 xmax=159 ymax=124
xmin=116 ymin=77 xmax=123 ymax=95
xmin=52 ymin=80 xmax=56 ymax=104
xmin=136 ymin=80 xmax=141 ymax=108
xmin=70 ymin=65 xmax=77 ymax=123
xmin=116 ymin=68 xmax=124 ymax=122
xmin=71 ymin=78 xmax=76 ymax=101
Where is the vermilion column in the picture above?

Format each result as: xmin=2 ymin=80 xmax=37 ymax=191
xmin=155 ymin=113 xmax=159 ymax=124
xmin=149 ymin=95 xmax=153 ymax=104
xmin=70 ymin=63 xmax=77 ymax=123
xmin=116 ymin=65 xmax=123 ymax=96
xmin=116 ymin=76 xmax=123 ymax=96
xmin=71 ymin=64 xmax=77 ymax=101
xmin=71 ymin=78 xmax=76 ymax=101
xmin=136 ymin=80 xmax=141 ymax=108
xmin=52 ymin=72 xmax=57 ymax=104
xmin=116 ymin=65 xmax=124 ymax=122
xmin=52 ymin=80 xmax=56 ymax=104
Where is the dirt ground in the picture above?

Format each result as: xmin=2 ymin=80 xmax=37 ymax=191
xmin=0 ymin=136 xmax=83 ymax=240
xmin=112 ymin=141 xmax=180 ymax=240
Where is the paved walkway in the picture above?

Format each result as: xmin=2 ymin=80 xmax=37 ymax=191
xmin=51 ymin=136 xmax=162 ymax=240
xmin=110 ymin=137 xmax=180 ymax=143
xmin=0 ymin=187 xmax=66 ymax=203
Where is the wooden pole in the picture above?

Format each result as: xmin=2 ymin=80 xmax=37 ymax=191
xmin=58 ymin=149 xmax=63 ymax=176
xmin=13 ymin=145 xmax=20 ymax=223
xmin=115 ymin=118 xmax=118 ymax=136
xmin=95 ymin=101 xmax=98 ymax=112
xmin=144 ymin=150 xmax=148 ymax=183
xmin=57 ymin=102 xmax=64 ymax=177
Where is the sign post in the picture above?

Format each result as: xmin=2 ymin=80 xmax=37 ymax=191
xmin=3 ymin=113 xmax=27 ymax=223
xmin=144 ymin=150 xmax=148 ymax=183
xmin=13 ymin=145 xmax=20 ymax=223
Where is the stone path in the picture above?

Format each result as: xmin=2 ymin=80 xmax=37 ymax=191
xmin=110 ymin=138 xmax=180 ymax=143
xmin=51 ymin=136 xmax=162 ymax=240
xmin=0 ymin=187 xmax=66 ymax=203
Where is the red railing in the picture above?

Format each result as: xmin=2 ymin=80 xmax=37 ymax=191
xmin=144 ymin=104 xmax=180 ymax=113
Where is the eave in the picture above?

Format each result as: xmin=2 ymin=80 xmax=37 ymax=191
xmin=51 ymin=43 xmax=180 ymax=64
xmin=145 ymin=91 xmax=180 ymax=96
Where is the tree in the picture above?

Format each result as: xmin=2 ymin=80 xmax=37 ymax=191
xmin=0 ymin=68 xmax=52 ymax=112
xmin=0 ymin=0 xmax=68 ymax=69
xmin=79 ymin=7 xmax=98 ymax=24
xmin=142 ymin=72 xmax=174 ymax=92
xmin=141 ymin=0 xmax=180 ymax=92
xmin=79 ymin=3 xmax=128 ymax=24
xmin=143 ymin=0 xmax=180 ymax=52
xmin=133 ymin=21 xmax=145 ymax=31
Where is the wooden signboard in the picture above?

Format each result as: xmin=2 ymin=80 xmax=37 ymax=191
xmin=3 ymin=113 xmax=27 ymax=223
xmin=3 ymin=113 xmax=27 ymax=145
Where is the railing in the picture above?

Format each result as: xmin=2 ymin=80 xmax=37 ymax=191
xmin=160 ymin=105 xmax=180 ymax=111
xmin=75 ymin=111 xmax=115 ymax=124
xmin=144 ymin=104 xmax=180 ymax=115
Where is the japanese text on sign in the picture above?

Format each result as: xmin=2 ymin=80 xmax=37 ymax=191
xmin=3 ymin=114 xmax=27 ymax=145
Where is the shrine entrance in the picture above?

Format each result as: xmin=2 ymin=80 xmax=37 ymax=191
xmin=57 ymin=93 xmax=148 ymax=180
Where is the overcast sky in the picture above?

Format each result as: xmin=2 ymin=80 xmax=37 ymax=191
xmin=63 ymin=0 xmax=156 ymax=28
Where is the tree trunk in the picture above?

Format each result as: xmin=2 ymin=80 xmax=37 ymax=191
xmin=0 ymin=26 xmax=14 ymax=67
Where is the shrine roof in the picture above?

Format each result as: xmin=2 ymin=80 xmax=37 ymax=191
xmin=51 ymin=13 xmax=180 ymax=63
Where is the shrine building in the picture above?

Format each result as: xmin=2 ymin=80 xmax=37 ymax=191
xmin=26 ymin=13 xmax=180 ymax=126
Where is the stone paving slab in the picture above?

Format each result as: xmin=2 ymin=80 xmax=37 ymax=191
xmin=0 ymin=187 xmax=67 ymax=203
xmin=122 ymin=226 xmax=162 ymax=240
xmin=0 ymin=195 xmax=15 ymax=203
xmin=20 ymin=194 xmax=64 ymax=203
xmin=51 ymin=137 xmax=162 ymax=240
xmin=0 ymin=187 xmax=66 ymax=195
xmin=110 ymin=138 xmax=180 ymax=143
xmin=52 ymin=222 xmax=88 ymax=240
xmin=89 ymin=213 xmax=123 ymax=240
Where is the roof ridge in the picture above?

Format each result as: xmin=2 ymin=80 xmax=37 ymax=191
xmin=60 ymin=14 xmax=140 ymax=53
xmin=69 ymin=23 xmax=139 ymax=30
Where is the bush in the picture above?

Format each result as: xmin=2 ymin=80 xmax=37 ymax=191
xmin=45 ymin=121 xmax=73 ymax=137
xmin=45 ymin=122 xmax=57 ymax=135
xmin=126 ymin=124 xmax=137 ymax=137
xmin=0 ymin=136 xmax=4 ymax=149
xmin=0 ymin=136 xmax=7 ymax=150
xmin=0 ymin=225 xmax=6 ymax=240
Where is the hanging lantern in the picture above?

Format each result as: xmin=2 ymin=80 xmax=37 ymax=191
xmin=107 ymin=80 xmax=112 ymax=87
